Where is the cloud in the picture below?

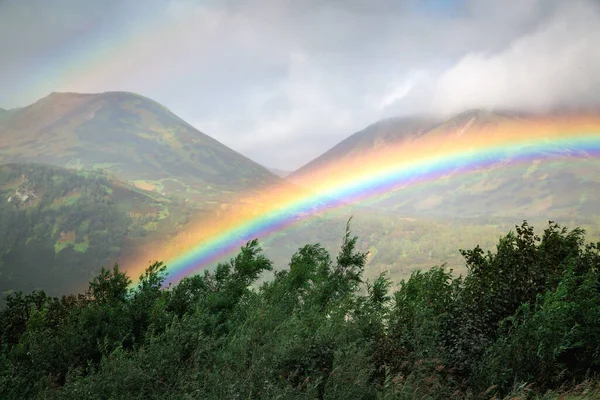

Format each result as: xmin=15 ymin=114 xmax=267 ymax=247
xmin=432 ymin=0 xmax=600 ymax=116
xmin=163 ymin=0 xmax=600 ymax=168
xmin=1 ymin=0 xmax=599 ymax=169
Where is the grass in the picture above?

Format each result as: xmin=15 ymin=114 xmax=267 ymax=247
xmin=502 ymin=380 xmax=600 ymax=399
xmin=74 ymin=240 xmax=89 ymax=253
xmin=46 ymin=189 xmax=83 ymax=209
xmin=133 ymin=180 xmax=160 ymax=192
xmin=54 ymin=240 xmax=73 ymax=254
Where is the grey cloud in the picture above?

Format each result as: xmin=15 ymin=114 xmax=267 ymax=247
xmin=432 ymin=0 xmax=600 ymax=115
xmin=1 ymin=0 xmax=598 ymax=169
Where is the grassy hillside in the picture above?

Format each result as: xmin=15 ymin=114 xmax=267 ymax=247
xmin=0 ymin=92 xmax=280 ymax=201
xmin=289 ymin=110 xmax=600 ymax=219
xmin=0 ymin=163 xmax=185 ymax=298
xmin=0 ymin=163 xmax=543 ymax=299
xmin=290 ymin=110 xmax=512 ymax=177
xmin=258 ymin=208 xmax=600 ymax=283
xmin=291 ymin=115 xmax=441 ymax=176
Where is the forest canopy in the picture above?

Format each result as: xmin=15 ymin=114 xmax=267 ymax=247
xmin=1 ymin=220 xmax=600 ymax=399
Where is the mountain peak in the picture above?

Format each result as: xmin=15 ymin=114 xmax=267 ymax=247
xmin=447 ymin=109 xmax=506 ymax=123
xmin=41 ymin=91 xmax=158 ymax=105
xmin=0 ymin=91 xmax=280 ymax=196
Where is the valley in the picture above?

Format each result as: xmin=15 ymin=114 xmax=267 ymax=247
xmin=2 ymin=92 xmax=598 ymax=300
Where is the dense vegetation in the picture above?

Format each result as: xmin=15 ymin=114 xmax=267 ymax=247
xmin=0 ymin=163 xmax=172 ymax=299
xmin=2 ymin=220 xmax=600 ymax=399
xmin=262 ymin=211 xmax=600 ymax=284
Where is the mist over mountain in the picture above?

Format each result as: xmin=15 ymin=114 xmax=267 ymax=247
xmin=3 ymin=1 xmax=599 ymax=169
xmin=267 ymin=167 xmax=292 ymax=178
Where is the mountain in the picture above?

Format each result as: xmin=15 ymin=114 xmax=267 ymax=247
xmin=291 ymin=109 xmax=520 ymax=177
xmin=0 ymin=162 xmax=186 ymax=298
xmin=0 ymin=108 xmax=10 ymax=122
xmin=292 ymin=116 xmax=440 ymax=177
xmin=290 ymin=110 xmax=600 ymax=219
xmin=0 ymin=92 xmax=280 ymax=200
xmin=267 ymin=167 xmax=292 ymax=178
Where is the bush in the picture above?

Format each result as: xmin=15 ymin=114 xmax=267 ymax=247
xmin=1 ymin=220 xmax=600 ymax=399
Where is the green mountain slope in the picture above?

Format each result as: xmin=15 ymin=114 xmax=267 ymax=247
xmin=290 ymin=110 xmax=600 ymax=219
xmin=0 ymin=92 xmax=280 ymax=199
xmin=291 ymin=110 xmax=520 ymax=177
xmin=0 ymin=163 xmax=183 ymax=298
xmin=291 ymin=116 xmax=441 ymax=176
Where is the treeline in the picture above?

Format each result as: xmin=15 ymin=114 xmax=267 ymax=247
xmin=1 ymin=220 xmax=600 ymax=399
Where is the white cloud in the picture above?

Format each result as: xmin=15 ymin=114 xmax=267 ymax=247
xmin=432 ymin=0 xmax=600 ymax=115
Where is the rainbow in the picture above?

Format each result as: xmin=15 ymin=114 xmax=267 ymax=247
xmin=125 ymin=117 xmax=600 ymax=285
xmin=15 ymin=6 xmax=169 ymax=106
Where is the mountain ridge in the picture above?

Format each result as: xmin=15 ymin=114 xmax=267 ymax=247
xmin=0 ymin=91 xmax=281 ymax=201
xmin=267 ymin=167 xmax=292 ymax=178
xmin=289 ymin=110 xmax=600 ymax=219
xmin=291 ymin=108 xmax=600 ymax=179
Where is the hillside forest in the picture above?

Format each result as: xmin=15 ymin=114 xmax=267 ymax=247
xmin=2 ymin=220 xmax=600 ymax=399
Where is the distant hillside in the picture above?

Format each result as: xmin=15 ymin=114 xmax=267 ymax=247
xmin=290 ymin=110 xmax=600 ymax=219
xmin=0 ymin=92 xmax=280 ymax=200
xmin=291 ymin=110 xmax=519 ymax=177
xmin=0 ymin=163 xmax=185 ymax=298
xmin=0 ymin=108 xmax=10 ymax=122
xmin=291 ymin=116 xmax=439 ymax=177
xmin=267 ymin=167 xmax=292 ymax=178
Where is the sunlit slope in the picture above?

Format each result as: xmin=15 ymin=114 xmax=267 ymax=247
xmin=0 ymin=92 xmax=280 ymax=197
xmin=257 ymin=210 xmax=600 ymax=283
xmin=120 ymin=112 xmax=600 ymax=285
xmin=0 ymin=163 xmax=183 ymax=297
xmin=290 ymin=111 xmax=600 ymax=218
xmin=290 ymin=110 xmax=510 ymax=177
xmin=291 ymin=116 xmax=441 ymax=176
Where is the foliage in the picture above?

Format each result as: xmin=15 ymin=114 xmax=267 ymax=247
xmin=0 ymin=163 xmax=171 ymax=300
xmin=1 ymin=220 xmax=600 ymax=399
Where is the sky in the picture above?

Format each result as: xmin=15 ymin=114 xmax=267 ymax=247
xmin=1 ymin=0 xmax=600 ymax=170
